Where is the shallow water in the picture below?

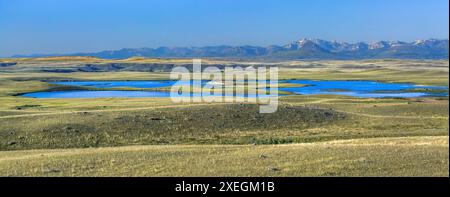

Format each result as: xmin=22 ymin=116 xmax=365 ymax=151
xmin=22 ymin=90 xmax=172 ymax=98
xmin=21 ymin=80 xmax=448 ymax=98
xmin=280 ymin=80 xmax=448 ymax=98
xmin=53 ymin=80 xmax=177 ymax=89
xmin=22 ymin=90 xmax=270 ymax=99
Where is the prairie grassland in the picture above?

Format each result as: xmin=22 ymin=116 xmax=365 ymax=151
xmin=0 ymin=95 xmax=448 ymax=150
xmin=0 ymin=57 xmax=448 ymax=176
xmin=0 ymin=136 xmax=447 ymax=177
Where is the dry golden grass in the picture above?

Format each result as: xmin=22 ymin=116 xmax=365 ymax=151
xmin=0 ymin=136 xmax=447 ymax=177
xmin=0 ymin=58 xmax=448 ymax=176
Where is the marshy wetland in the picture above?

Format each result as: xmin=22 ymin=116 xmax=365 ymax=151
xmin=0 ymin=57 xmax=448 ymax=176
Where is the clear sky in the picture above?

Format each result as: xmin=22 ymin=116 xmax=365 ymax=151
xmin=0 ymin=0 xmax=448 ymax=57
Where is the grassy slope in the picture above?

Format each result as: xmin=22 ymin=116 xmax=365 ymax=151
xmin=0 ymin=136 xmax=447 ymax=177
xmin=0 ymin=96 xmax=448 ymax=150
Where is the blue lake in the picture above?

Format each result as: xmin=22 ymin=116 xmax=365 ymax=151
xmin=21 ymin=80 xmax=448 ymax=98
xmin=53 ymin=80 xmax=178 ymax=89
xmin=281 ymin=80 xmax=448 ymax=98
xmin=22 ymin=90 xmax=172 ymax=98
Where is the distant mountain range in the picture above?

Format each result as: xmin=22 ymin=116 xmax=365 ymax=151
xmin=12 ymin=38 xmax=449 ymax=60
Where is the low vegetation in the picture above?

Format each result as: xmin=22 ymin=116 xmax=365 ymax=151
xmin=0 ymin=136 xmax=447 ymax=176
xmin=0 ymin=57 xmax=448 ymax=176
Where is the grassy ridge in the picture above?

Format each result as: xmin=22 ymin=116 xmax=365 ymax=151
xmin=0 ymin=103 xmax=346 ymax=150
xmin=0 ymin=96 xmax=447 ymax=150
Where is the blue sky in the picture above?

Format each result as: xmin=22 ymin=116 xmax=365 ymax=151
xmin=0 ymin=0 xmax=448 ymax=57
